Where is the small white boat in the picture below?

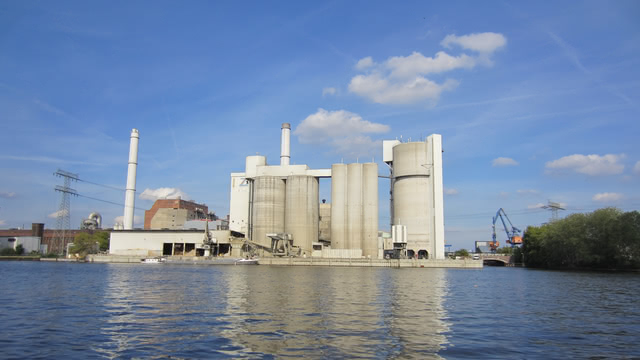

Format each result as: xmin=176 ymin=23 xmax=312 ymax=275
xmin=141 ymin=257 xmax=166 ymax=264
xmin=234 ymin=258 xmax=259 ymax=265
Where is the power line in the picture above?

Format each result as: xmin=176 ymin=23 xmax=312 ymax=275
xmin=76 ymin=193 xmax=146 ymax=211
xmin=75 ymin=177 xmax=125 ymax=192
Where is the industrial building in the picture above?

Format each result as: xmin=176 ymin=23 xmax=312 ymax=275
xmin=110 ymin=125 xmax=446 ymax=260
xmin=144 ymin=198 xmax=214 ymax=230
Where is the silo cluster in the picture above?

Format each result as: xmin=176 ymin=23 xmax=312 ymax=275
xmin=330 ymin=163 xmax=379 ymax=258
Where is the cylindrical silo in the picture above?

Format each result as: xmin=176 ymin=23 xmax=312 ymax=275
xmin=362 ymin=163 xmax=379 ymax=258
xmin=330 ymin=164 xmax=347 ymax=249
xmin=346 ymin=163 xmax=363 ymax=250
xmin=285 ymin=175 xmax=319 ymax=256
xmin=392 ymin=142 xmax=431 ymax=255
xmin=251 ymin=176 xmax=286 ymax=248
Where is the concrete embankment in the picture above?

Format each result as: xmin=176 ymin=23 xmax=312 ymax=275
xmin=88 ymin=255 xmax=482 ymax=268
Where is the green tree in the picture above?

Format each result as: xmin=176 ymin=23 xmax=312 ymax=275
xmin=522 ymin=208 xmax=640 ymax=269
xmin=70 ymin=233 xmax=99 ymax=257
xmin=454 ymin=249 xmax=469 ymax=257
xmin=95 ymin=231 xmax=110 ymax=252
xmin=15 ymin=244 xmax=24 ymax=255
xmin=496 ymin=246 xmax=514 ymax=255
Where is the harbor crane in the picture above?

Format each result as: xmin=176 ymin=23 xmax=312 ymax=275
xmin=490 ymin=208 xmax=522 ymax=251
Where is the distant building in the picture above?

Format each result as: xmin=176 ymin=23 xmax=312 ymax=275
xmin=0 ymin=223 xmax=103 ymax=254
xmin=475 ymin=241 xmax=491 ymax=253
xmin=144 ymin=198 xmax=215 ymax=230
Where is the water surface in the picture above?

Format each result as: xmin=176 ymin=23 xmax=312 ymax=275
xmin=0 ymin=262 xmax=638 ymax=359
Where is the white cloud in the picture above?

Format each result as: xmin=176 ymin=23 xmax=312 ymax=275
xmin=348 ymin=32 xmax=506 ymax=105
xmin=114 ymin=215 xmax=143 ymax=226
xmin=517 ymin=189 xmax=539 ymax=195
xmin=0 ymin=191 xmax=16 ymax=199
xmin=0 ymin=220 xmax=5 ymax=226
xmin=295 ymin=109 xmax=390 ymax=159
xmin=349 ymin=73 xmax=458 ymax=105
xmin=634 ymin=161 xmax=640 ymax=175
xmin=322 ymin=87 xmax=337 ymax=96
xmin=528 ymin=203 xmax=546 ymax=209
xmin=545 ymin=154 xmax=625 ymax=176
xmin=386 ymin=51 xmax=476 ymax=78
xmin=441 ymin=32 xmax=507 ymax=54
xmin=492 ymin=157 xmax=519 ymax=167
xmin=295 ymin=108 xmax=389 ymax=145
xmin=139 ymin=188 xmax=190 ymax=201
xmin=592 ymin=192 xmax=623 ymax=202
xmin=48 ymin=209 xmax=68 ymax=219
xmin=444 ymin=188 xmax=459 ymax=195
xmin=355 ymin=56 xmax=374 ymax=70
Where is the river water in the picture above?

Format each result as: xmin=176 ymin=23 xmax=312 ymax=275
xmin=0 ymin=262 xmax=638 ymax=359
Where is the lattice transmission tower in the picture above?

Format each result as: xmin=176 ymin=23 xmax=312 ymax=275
xmin=53 ymin=169 xmax=78 ymax=254
xmin=542 ymin=200 xmax=565 ymax=222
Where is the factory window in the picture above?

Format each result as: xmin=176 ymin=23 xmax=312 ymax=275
xmin=185 ymin=243 xmax=195 ymax=255
xmin=418 ymin=250 xmax=428 ymax=259
xmin=163 ymin=243 xmax=173 ymax=256
xmin=174 ymin=243 xmax=184 ymax=255
xmin=407 ymin=250 xmax=415 ymax=258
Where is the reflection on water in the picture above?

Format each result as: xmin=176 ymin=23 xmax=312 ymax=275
xmin=0 ymin=262 xmax=638 ymax=359
xmin=221 ymin=267 xmax=450 ymax=358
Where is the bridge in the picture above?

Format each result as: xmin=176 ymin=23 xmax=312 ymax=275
xmin=477 ymin=254 xmax=512 ymax=266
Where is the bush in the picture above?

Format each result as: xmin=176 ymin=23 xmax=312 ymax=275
xmin=14 ymin=244 xmax=24 ymax=255
xmin=1 ymin=247 xmax=17 ymax=256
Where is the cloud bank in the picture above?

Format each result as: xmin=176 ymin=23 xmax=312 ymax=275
xmin=139 ymin=187 xmax=190 ymax=201
xmin=545 ymin=154 xmax=625 ymax=176
xmin=48 ymin=209 xmax=68 ymax=219
xmin=348 ymin=32 xmax=506 ymax=105
xmin=634 ymin=161 xmax=640 ymax=175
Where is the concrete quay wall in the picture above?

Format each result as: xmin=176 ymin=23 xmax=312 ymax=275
xmin=88 ymin=255 xmax=482 ymax=268
xmin=261 ymin=257 xmax=482 ymax=268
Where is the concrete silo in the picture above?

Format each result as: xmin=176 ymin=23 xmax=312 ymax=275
xmin=251 ymin=176 xmax=286 ymax=248
xmin=285 ymin=175 xmax=319 ymax=256
xmin=330 ymin=162 xmax=379 ymax=258
xmin=387 ymin=135 xmax=444 ymax=259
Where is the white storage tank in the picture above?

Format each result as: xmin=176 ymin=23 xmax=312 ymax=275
xmin=392 ymin=142 xmax=431 ymax=257
xmin=285 ymin=175 xmax=319 ymax=256
xmin=251 ymin=176 xmax=286 ymax=248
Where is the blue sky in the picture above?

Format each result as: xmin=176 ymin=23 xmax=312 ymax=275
xmin=1 ymin=1 xmax=638 ymax=250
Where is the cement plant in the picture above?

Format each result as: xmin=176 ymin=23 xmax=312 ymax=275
xmin=3 ymin=125 xmax=481 ymax=268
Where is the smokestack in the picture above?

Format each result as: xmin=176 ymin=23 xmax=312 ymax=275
xmin=280 ymin=123 xmax=290 ymax=166
xmin=123 ymin=129 xmax=139 ymax=230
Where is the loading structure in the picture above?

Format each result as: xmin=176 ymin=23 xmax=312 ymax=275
xmin=491 ymin=208 xmax=522 ymax=250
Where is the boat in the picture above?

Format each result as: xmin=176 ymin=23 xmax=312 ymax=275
xmin=141 ymin=257 xmax=166 ymax=264
xmin=235 ymin=258 xmax=259 ymax=265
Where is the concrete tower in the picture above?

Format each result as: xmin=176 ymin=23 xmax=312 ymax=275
xmin=123 ymin=129 xmax=139 ymax=230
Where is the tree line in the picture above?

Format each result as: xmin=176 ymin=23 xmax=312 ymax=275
xmin=521 ymin=208 xmax=640 ymax=270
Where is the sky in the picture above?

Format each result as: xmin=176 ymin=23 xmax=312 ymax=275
xmin=1 ymin=1 xmax=639 ymax=250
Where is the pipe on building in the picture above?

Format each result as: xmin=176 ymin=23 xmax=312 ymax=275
xmin=123 ymin=129 xmax=139 ymax=230
xmin=280 ymin=123 xmax=290 ymax=166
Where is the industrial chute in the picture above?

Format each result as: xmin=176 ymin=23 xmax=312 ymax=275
xmin=491 ymin=208 xmax=522 ymax=252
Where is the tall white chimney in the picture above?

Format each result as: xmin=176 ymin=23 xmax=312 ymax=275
xmin=280 ymin=123 xmax=291 ymax=166
xmin=123 ymin=129 xmax=139 ymax=230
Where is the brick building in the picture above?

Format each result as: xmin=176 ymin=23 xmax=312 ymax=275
xmin=144 ymin=198 xmax=215 ymax=230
